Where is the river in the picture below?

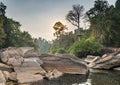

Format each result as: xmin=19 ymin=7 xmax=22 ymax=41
xmin=28 ymin=70 xmax=120 ymax=85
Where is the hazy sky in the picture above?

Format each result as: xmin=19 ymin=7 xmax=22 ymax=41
xmin=0 ymin=0 xmax=116 ymax=41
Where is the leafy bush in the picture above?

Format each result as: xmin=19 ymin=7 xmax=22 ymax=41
xmin=69 ymin=37 xmax=103 ymax=58
xmin=56 ymin=48 xmax=67 ymax=54
xmin=50 ymin=48 xmax=67 ymax=54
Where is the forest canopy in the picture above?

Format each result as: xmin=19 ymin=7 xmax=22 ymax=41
xmin=0 ymin=2 xmax=37 ymax=49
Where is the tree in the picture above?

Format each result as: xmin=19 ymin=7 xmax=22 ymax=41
xmin=0 ymin=2 xmax=38 ymax=49
xmin=86 ymin=0 xmax=109 ymax=19
xmin=86 ymin=0 xmax=110 ymax=43
xmin=50 ymin=31 xmax=76 ymax=54
xmin=66 ymin=4 xmax=84 ymax=29
xmin=53 ymin=21 xmax=67 ymax=37
xmin=0 ymin=2 xmax=6 ymax=16
xmin=115 ymin=0 xmax=120 ymax=10
xmin=0 ymin=16 xmax=6 ymax=48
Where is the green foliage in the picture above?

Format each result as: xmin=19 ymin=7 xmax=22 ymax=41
xmin=69 ymin=37 xmax=103 ymax=58
xmin=0 ymin=2 xmax=38 ymax=49
xmin=56 ymin=48 xmax=67 ymax=54
xmin=50 ymin=47 xmax=66 ymax=54
xmin=50 ymin=31 xmax=76 ymax=54
xmin=50 ymin=28 xmax=91 ymax=54
xmin=86 ymin=0 xmax=110 ymax=43
xmin=0 ymin=16 xmax=6 ymax=48
xmin=115 ymin=0 xmax=120 ymax=10
xmin=86 ymin=0 xmax=120 ymax=47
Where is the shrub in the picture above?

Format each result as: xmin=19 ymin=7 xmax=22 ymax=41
xmin=50 ymin=48 xmax=67 ymax=54
xmin=56 ymin=48 xmax=67 ymax=54
xmin=69 ymin=37 xmax=103 ymax=58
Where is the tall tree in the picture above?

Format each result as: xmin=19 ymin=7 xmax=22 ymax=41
xmin=66 ymin=4 xmax=84 ymax=29
xmin=86 ymin=0 xmax=110 ymax=43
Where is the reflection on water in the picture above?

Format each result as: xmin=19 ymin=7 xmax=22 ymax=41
xmin=7 ymin=70 xmax=120 ymax=85
xmin=30 ymin=74 xmax=88 ymax=85
xmin=89 ymin=70 xmax=120 ymax=85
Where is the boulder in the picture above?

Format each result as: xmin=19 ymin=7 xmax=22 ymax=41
xmin=88 ymin=52 xmax=120 ymax=69
xmin=0 ymin=47 xmax=24 ymax=66
xmin=0 ymin=47 xmax=38 ymax=66
xmin=39 ymin=54 xmax=89 ymax=75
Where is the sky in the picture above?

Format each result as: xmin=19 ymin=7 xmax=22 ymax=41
xmin=0 ymin=0 xmax=116 ymax=41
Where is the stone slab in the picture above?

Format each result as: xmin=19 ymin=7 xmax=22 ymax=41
xmin=14 ymin=58 xmax=46 ymax=83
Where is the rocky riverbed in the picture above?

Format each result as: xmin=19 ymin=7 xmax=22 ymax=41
xmin=0 ymin=47 xmax=89 ymax=85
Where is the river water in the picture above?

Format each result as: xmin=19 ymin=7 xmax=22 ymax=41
xmin=89 ymin=70 xmax=120 ymax=85
xmin=7 ymin=70 xmax=120 ymax=85
xmin=29 ymin=70 xmax=120 ymax=85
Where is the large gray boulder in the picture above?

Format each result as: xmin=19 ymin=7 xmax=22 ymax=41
xmin=0 ymin=47 xmax=43 ymax=83
xmin=0 ymin=47 xmax=24 ymax=66
xmin=0 ymin=47 xmax=38 ymax=66
xmin=39 ymin=54 xmax=89 ymax=75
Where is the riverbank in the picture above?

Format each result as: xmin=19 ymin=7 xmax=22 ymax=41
xmin=0 ymin=47 xmax=89 ymax=85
